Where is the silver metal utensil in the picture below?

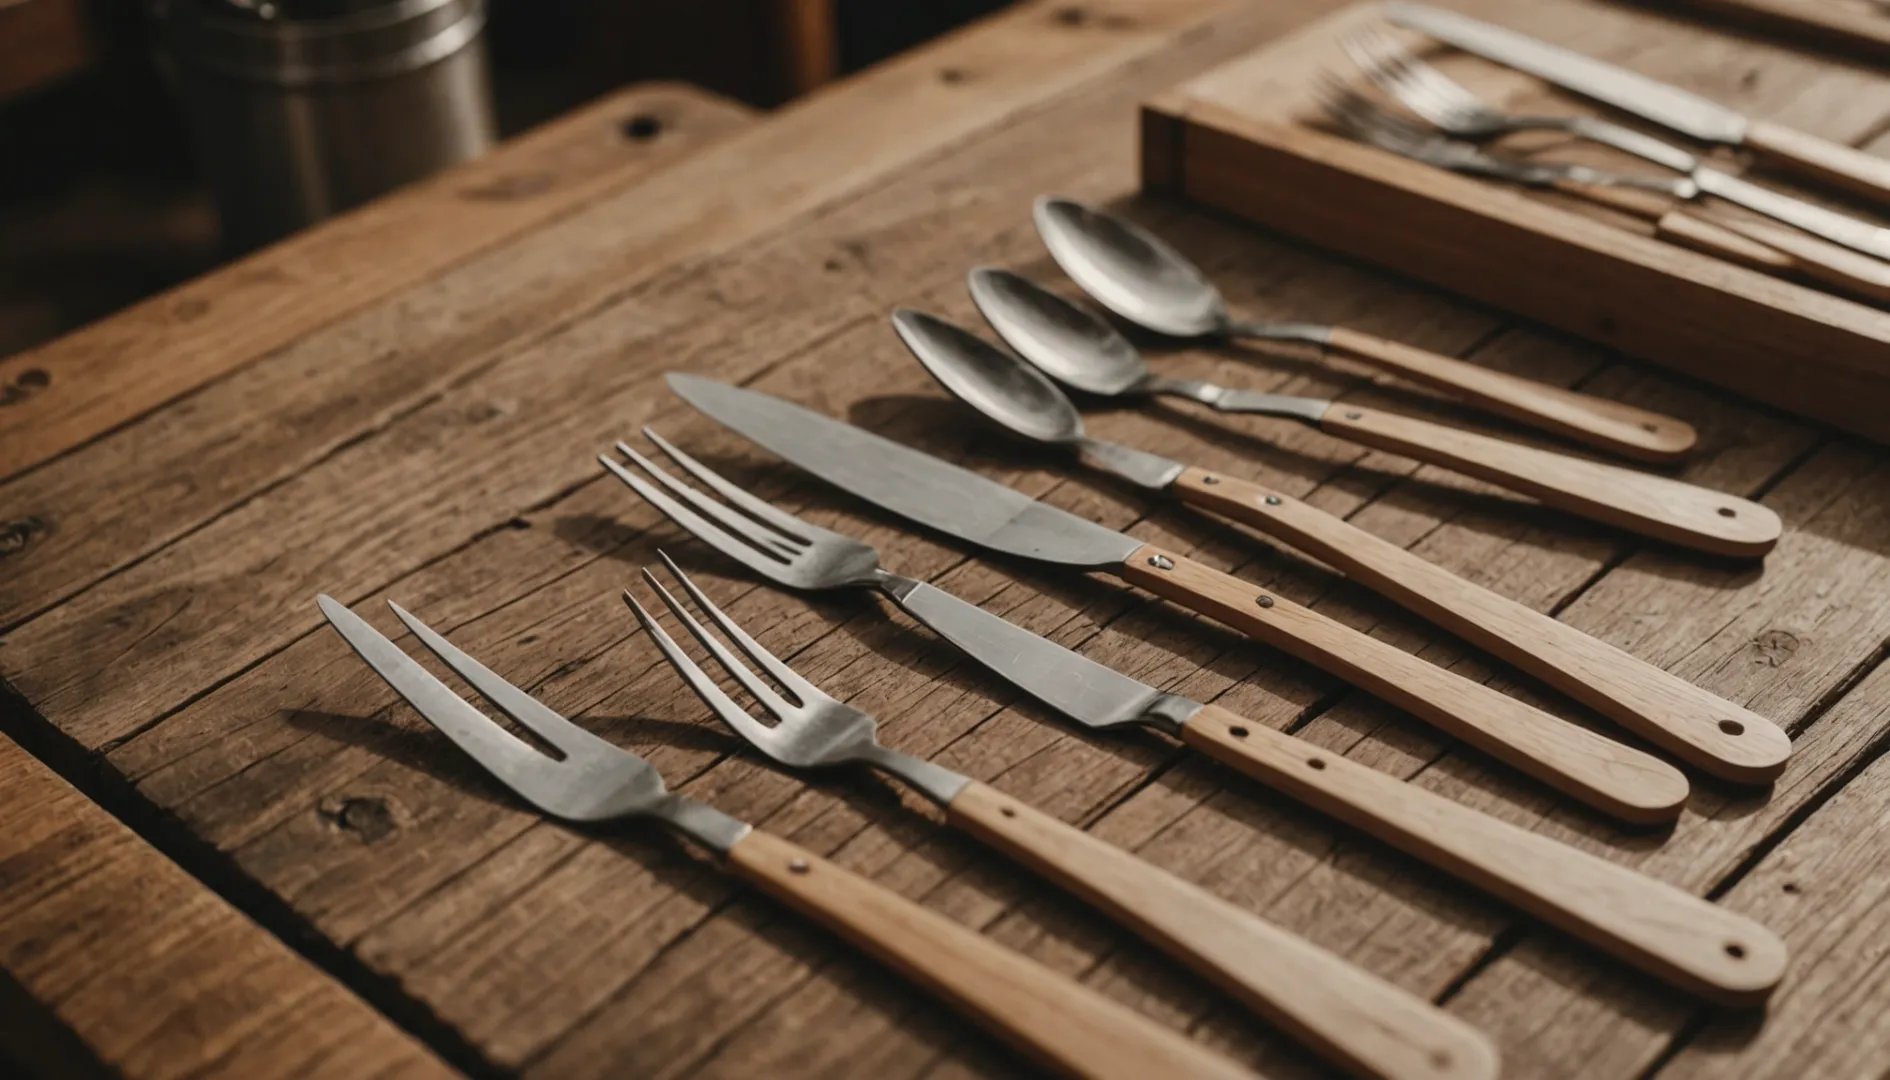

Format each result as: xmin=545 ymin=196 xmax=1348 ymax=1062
xmin=963 ymin=271 xmax=1777 ymax=559
xmin=918 ymin=297 xmax=1786 ymax=784
xmin=601 ymin=412 xmax=1789 ymax=1008
xmin=1031 ymin=196 xmax=1695 ymax=462
xmin=1385 ymin=2 xmax=1890 ymax=204
xmin=314 ymin=593 xmax=1256 ymax=1080
xmin=1345 ymin=31 xmax=1890 ymax=260
xmin=620 ymin=551 xmax=1493 ymax=1080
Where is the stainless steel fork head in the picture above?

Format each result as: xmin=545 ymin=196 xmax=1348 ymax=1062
xmin=600 ymin=432 xmax=887 ymax=592
xmin=316 ymin=594 xmax=752 ymax=851
xmin=622 ymin=554 xmax=970 ymax=804
xmin=1345 ymin=29 xmax=1510 ymax=137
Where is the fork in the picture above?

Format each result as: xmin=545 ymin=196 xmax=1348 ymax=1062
xmin=1323 ymin=83 xmax=1890 ymax=305
xmin=314 ymin=594 xmax=1257 ymax=1080
xmin=623 ymin=555 xmax=1495 ymax=1080
xmin=1345 ymin=30 xmax=1890 ymax=261
xmin=598 ymin=432 xmax=1789 ymax=1008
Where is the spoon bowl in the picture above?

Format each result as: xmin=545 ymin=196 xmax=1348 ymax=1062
xmin=1033 ymin=196 xmax=1230 ymax=338
xmin=890 ymin=308 xmax=1087 ymax=446
xmin=968 ymin=267 xmax=1150 ymax=397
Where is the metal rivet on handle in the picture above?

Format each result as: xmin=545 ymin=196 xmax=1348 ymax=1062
xmin=1202 ymin=475 xmax=1220 ymax=485
xmin=1256 ymin=595 xmax=1274 ymax=608
xmin=788 ymin=859 xmax=809 ymax=874
xmin=1148 ymin=555 xmax=1175 ymax=570
xmin=1264 ymin=495 xmax=1281 ymax=506
xmin=1344 ymin=411 xmax=1362 ymax=420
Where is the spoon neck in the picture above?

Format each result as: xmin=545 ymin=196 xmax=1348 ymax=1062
xmin=1222 ymin=319 xmax=1333 ymax=347
xmin=1073 ymin=435 xmax=1185 ymax=492
xmin=1139 ymin=374 xmax=1225 ymax=407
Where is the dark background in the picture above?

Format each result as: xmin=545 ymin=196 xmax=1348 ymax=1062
xmin=0 ymin=0 xmax=1013 ymax=360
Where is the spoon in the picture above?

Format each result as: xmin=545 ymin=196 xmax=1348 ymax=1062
xmin=968 ymin=266 xmax=1779 ymax=560
xmin=1032 ymin=196 xmax=1697 ymax=463
xmin=898 ymin=306 xmax=1788 ymax=786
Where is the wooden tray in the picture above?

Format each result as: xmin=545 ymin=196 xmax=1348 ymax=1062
xmin=1631 ymin=0 xmax=1890 ymax=64
xmin=1140 ymin=2 xmax=1890 ymax=443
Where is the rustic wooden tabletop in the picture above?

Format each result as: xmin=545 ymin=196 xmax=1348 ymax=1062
xmin=4 ymin=1 xmax=1890 ymax=1077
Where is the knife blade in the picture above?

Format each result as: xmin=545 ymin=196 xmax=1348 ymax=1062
xmin=665 ymin=373 xmax=1142 ymax=569
xmin=1385 ymin=3 xmax=1749 ymax=144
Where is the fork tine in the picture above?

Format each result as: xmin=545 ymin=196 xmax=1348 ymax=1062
xmin=612 ymin=441 xmax=802 ymax=559
xmin=652 ymin=550 xmax=826 ymax=705
xmin=387 ymin=601 xmax=622 ymax=761
xmin=599 ymin=451 xmax=802 ymax=587
xmin=638 ymin=562 xmax=802 ymax=722
xmin=619 ymin=586 xmax=788 ymax=754
xmin=642 ymin=428 xmax=822 ymax=543
xmin=318 ymin=595 xmax=558 ymax=797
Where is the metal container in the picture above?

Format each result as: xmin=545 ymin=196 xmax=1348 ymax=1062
xmin=152 ymin=0 xmax=496 ymax=251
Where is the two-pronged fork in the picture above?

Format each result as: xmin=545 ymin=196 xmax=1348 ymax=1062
xmin=314 ymin=594 xmax=1257 ymax=1080
xmin=622 ymin=555 xmax=1495 ymax=1080
xmin=599 ymin=431 xmax=1788 ymax=1009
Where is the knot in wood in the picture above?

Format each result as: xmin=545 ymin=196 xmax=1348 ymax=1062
xmin=0 ymin=517 xmax=49 ymax=559
xmin=320 ymin=796 xmax=398 ymax=844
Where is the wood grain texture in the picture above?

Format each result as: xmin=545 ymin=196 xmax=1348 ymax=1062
xmin=1147 ymin=0 xmax=1890 ymax=443
xmin=1322 ymin=326 xmax=1697 ymax=462
xmin=1178 ymin=704 xmax=1786 ymax=1007
xmin=0 ymin=82 xmax=758 ymax=482
xmin=1318 ymin=405 xmax=1783 ymax=557
xmin=946 ymin=781 xmax=1497 ymax=1080
xmin=1657 ymin=209 xmax=1890 ymax=305
xmin=1631 ymin=0 xmax=1890 ymax=63
xmin=1746 ymin=117 xmax=1890 ymax=205
xmin=727 ymin=828 xmax=1259 ymax=1080
xmin=1168 ymin=466 xmax=1790 ymax=781
xmin=1120 ymin=542 xmax=1691 ymax=822
xmin=0 ymin=733 xmax=458 ymax=1080
xmin=7 ymin=0 xmax=1890 ymax=1076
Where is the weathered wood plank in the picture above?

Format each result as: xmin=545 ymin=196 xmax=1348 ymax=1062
xmin=0 ymin=732 xmax=460 ymax=1080
xmin=0 ymin=0 xmax=1254 ymax=635
xmin=0 ymin=82 xmax=756 ymax=482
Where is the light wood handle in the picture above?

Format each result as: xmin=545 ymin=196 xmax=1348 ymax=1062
xmin=1700 ymin=213 xmax=1890 ymax=307
xmin=1170 ymin=468 xmax=1791 ymax=784
xmin=725 ymin=829 xmax=1256 ymax=1080
xmin=1119 ymin=544 xmax=1688 ymax=824
xmin=1179 ymin=705 xmax=1787 ymax=1007
xmin=1318 ymin=405 xmax=1782 ymax=558
xmin=1746 ymin=119 xmax=1890 ymax=206
xmin=946 ymin=781 xmax=1497 ymax=1080
xmin=1655 ymin=209 xmax=1797 ymax=275
xmin=1322 ymin=326 xmax=1696 ymax=463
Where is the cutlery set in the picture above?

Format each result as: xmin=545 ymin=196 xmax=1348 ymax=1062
xmin=1319 ymin=3 xmax=1890 ymax=307
xmin=312 ymin=56 xmax=1815 ymax=1075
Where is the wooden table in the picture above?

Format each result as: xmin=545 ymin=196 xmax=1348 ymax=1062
xmin=4 ymin=1 xmax=1890 ymax=1076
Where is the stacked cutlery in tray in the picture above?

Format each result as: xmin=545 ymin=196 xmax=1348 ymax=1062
xmin=1142 ymin=0 xmax=1890 ymax=442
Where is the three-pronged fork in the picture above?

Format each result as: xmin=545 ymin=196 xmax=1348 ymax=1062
xmin=598 ymin=431 xmax=1789 ymax=1009
xmin=622 ymin=555 xmax=1495 ymax=1080
xmin=314 ymin=594 xmax=1257 ymax=1080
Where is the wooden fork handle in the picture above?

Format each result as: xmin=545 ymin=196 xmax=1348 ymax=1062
xmin=1318 ymin=405 xmax=1782 ymax=558
xmin=1119 ymin=544 xmax=1689 ymax=824
xmin=1178 ymin=706 xmax=1787 ymax=1008
xmin=1169 ymin=469 xmax=1790 ymax=784
xmin=1322 ymin=326 xmax=1696 ymax=463
xmin=1666 ymin=210 xmax=1890 ymax=307
xmin=946 ymin=781 xmax=1497 ymax=1080
xmin=725 ymin=829 xmax=1255 ymax=1080
xmin=1746 ymin=119 xmax=1890 ymax=206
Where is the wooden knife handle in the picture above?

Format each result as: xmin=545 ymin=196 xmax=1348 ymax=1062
xmin=1746 ymin=119 xmax=1890 ymax=206
xmin=946 ymin=780 xmax=1498 ymax=1080
xmin=1170 ymin=468 xmax=1790 ymax=784
xmin=1322 ymin=326 xmax=1696 ymax=464
xmin=1317 ymin=405 xmax=1782 ymax=558
xmin=725 ymin=829 xmax=1256 ymax=1080
xmin=1683 ymin=211 xmax=1890 ymax=307
xmin=1119 ymin=544 xmax=1688 ymax=824
xmin=1178 ymin=705 xmax=1787 ymax=1008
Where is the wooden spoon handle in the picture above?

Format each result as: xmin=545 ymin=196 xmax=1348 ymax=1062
xmin=1179 ymin=706 xmax=1787 ymax=1008
xmin=1119 ymin=544 xmax=1688 ymax=824
xmin=1170 ymin=468 xmax=1790 ymax=784
xmin=1321 ymin=326 xmax=1696 ymax=463
xmin=946 ymin=781 xmax=1497 ymax=1080
xmin=1746 ymin=119 xmax=1890 ymax=205
xmin=725 ymin=829 xmax=1255 ymax=1080
xmin=1689 ymin=212 xmax=1890 ymax=307
xmin=1317 ymin=405 xmax=1781 ymax=558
